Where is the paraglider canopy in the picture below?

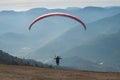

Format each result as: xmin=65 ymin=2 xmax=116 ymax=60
xmin=29 ymin=12 xmax=86 ymax=30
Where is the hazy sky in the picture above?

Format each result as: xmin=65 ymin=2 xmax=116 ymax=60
xmin=0 ymin=0 xmax=120 ymax=11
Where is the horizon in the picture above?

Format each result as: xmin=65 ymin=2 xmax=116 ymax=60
xmin=0 ymin=0 xmax=120 ymax=11
xmin=0 ymin=6 xmax=120 ymax=12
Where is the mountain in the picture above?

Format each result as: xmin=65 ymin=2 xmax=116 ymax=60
xmin=66 ymin=6 xmax=120 ymax=23
xmin=0 ymin=7 xmax=120 ymax=57
xmin=0 ymin=7 xmax=120 ymax=71
xmin=0 ymin=50 xmax=52 ymax=68
xmin=27 ymin=13 xmax=120 ymax=71
xmin=27 ymin=13 xmax=120 ymax=59
xmin=61 ymin=30 xmax=120 ymax=72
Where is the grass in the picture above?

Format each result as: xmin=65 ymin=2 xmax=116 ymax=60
xmin=0 ymin=64 xmax=120 ymax=80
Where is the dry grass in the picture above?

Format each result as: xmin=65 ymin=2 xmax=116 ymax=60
xmin=0 ymin=64 xmax=120 ymax=80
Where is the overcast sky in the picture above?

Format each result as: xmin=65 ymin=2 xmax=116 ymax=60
xmin=0 ymin=0 xmax=120 ymax=11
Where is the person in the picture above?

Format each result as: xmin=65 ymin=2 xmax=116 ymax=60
xmin=54 ymin=56 xmax=62 ymax=66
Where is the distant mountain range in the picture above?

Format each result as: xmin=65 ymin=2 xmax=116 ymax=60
xmin=0 ymin=6 xmax=120 ymax=72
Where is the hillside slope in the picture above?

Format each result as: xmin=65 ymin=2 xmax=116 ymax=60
xmin=0 ymin=50 xmax=51 ymax=68
xmin=0 ymin=64 xmax=120 ymax=80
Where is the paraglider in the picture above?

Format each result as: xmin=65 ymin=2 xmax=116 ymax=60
xmin=54 ymin=56 xmax=62 ymax=66
xmin=29 ymin=12 xmax=86 ymax=30
xmin=28 ymin=12 xmax=87 ymax=67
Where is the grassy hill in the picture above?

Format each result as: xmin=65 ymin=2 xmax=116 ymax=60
xmin=0 ymin=64 xmax=120 ymax=80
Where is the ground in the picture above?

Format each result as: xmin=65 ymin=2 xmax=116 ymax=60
xmin=0 ymin=64 xmax=120 ymax=80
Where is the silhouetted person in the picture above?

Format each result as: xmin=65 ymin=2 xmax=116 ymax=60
xmin=54 ymin=56 xmax=62 ymax=66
